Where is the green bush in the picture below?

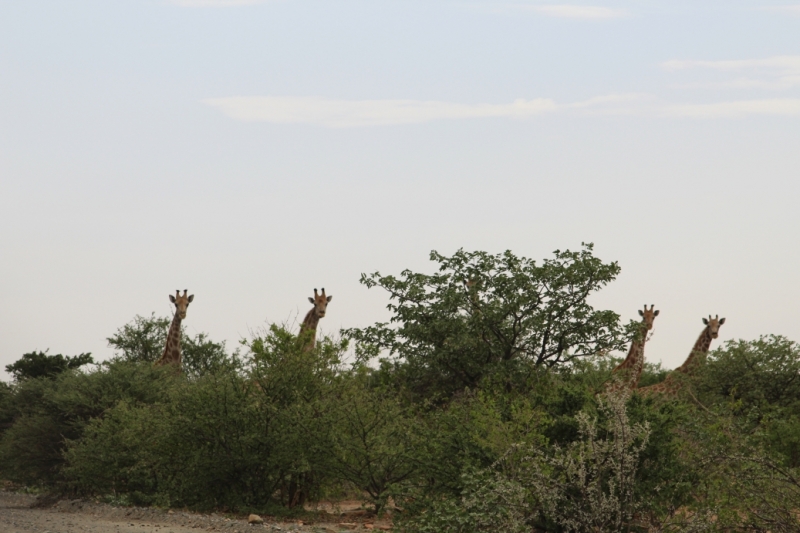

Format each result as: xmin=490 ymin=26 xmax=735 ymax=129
xmin=5 ymin=351 xmax=94 ymax=381
xmin=346 ymin=245 xmax=632 ymax=401
xmin=324 ymin=372 xmax=418 ymax=514
xmin=0 ymin=361 xmax=175 ymax=487
xmin=697 ymin=335 xmax=800 ymax=466
xmin=107 ymin=313 xmax=239 ymax=378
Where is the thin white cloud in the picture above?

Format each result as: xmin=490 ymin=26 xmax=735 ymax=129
xmin=663 ymin=56 xmax=800 ymax=73
xmin=169 ymin=0 xmax=266 ymax=7
xmin=203 ymin=96 xmax=558 ymax=127
xmin=662 ymin=99 xmax=800 ymax=118
xmin=203 ymin=94 xmax=800 ymax=126
xmin=663 ymin=55 xmax=800 ymax=91
xmin=565 ymin=93 xmax=657 ymax=115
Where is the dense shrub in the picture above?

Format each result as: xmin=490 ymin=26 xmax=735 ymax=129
xmin=1 ymin=247 xmax=799 ymax=530
xmin=697 ymin=335 xmax=800 ymax=467
xmin=346 ymin=245 xmax=634 ymax=401
xmin=0 ymin=361 xmax=175 ymax=487
xmin=5 ymin=351 xmax=94 ymax=381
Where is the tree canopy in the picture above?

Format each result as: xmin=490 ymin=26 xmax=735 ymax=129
xmin=346 ymin=244 xmax=629 ymax=398
xmin=5 ymin=351 xmax=94 ymax=382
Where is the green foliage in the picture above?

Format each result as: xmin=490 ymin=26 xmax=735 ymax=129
xmin=3 ymin=246 xmax=800 ymax=530
xmin=5 ymin=351 xmax=94 ymax=381
xmin=401 ymin=390 xmax=653 ymax=533
xmin=106 ymin=313 xmax=170 ymax=364
xmin=397 ymin=469 xmax=530 ymax=533
xmin=107 ymin=313 xmax=239 ymax=377
xmin=699 ymin=335 xmax=800 ymax=410
xmin=346 ymin=245 xmax=629 ymax=400
xmin=62 ymin=400 xmax=166 ymax=505
xmin=670 ymin=410 xmax=800 ymax=532
xmin=697 ymin=335 xmax=800 ymax=467
xmin=325 ymin=373 xmax=418 ymax=514
xmin=0 ymin=361 xmax=175 ymax=487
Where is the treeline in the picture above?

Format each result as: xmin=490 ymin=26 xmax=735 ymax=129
xmin=1 ymin=245 xmax=799 ymax=532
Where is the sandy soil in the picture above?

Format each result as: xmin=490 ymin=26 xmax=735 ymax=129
xmin=0 ymin=492 xmax=390 ymax=533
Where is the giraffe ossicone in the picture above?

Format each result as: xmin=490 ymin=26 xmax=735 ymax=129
xmin=154 ymin=289 xmax=194 ymax=371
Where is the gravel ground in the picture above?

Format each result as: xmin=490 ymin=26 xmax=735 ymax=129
xmin=0 ymin=492 xmax=390 ymax=533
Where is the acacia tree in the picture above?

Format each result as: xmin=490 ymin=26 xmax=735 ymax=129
xmin=5 ymin=351 xmax=94 ymax=381
xmin=346 ymin=244 xmax=629 ymax=398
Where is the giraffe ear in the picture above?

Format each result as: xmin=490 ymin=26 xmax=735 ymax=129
xmin=309 ymin=297 xmax=315 ymax=304
xmin=169 ymin=295 xmax=176 ymax=304
xmin=187 ymin=294 xmax=194 ymax=303
xmin=702 ymin=318 xmax=709 ymax=325
xmin=653 ymin=310 xmax=660 ymax=316
xmin=638 ymin=310 xmax=644 ymax=317
xmin=326 ymin=296 xmax=332 ymax=302
xmin=719 ymin=317 xmax=725 ymax=325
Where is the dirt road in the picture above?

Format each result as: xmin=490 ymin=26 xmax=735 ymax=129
xmin=0 ymin=492 xmax=383 ymax=533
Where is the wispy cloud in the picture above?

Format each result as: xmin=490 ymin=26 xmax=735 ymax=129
xmin=203 ymin=94 xmax=800 ymax=127
xmin=662 ymin=55 xmax=800 ymax=90
xmin=203 ymin=96 xmax=558 ymax=127
xmin=663 ymin=56 xmax=800 ymax=73
xmin=168 ymin=0 xmax=266 ymax=7
xmin=662 ymin=99 xmax=800 ymax=118
xmin=565 ymin=93 xmax=656 ymax=114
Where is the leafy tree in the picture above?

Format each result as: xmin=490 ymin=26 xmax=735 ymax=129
xmin=5 ymin=351 xmax=94 ymax=382
xmin=697 ymin=335 xmax=800 ymax=467
xmin=0 ymin=361 xmax=175 ymax=487
xmin=107 ymin=313 xmax=238 ymax=377
xmin=399 ymin=390 xmax=653 ymax=533
xmin=245 ymin=324 xmax=347 ymax=508
xmin=346 ymin=245 xmax=629 ymax=399
xmin=325 ymin=372 xmax=418 ymax=514
xmin=106 ymin=314 xmax=170 ymax=364
xmin=698 ymin=335 xmax=800 ymax=411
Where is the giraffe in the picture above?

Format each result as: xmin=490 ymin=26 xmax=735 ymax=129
xmin=606 ymin=305 xmax=659 ymax=393
xmin=298 ymin=288 xmax=332 ymax=351
xmin=154 ymin=290 xmax=194 ymax=370
xmin=637 ymin=315 xmax=726 ymax=397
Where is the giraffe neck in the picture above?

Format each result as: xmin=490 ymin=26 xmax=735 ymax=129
xmin=637 ymin=326 xmax=713 ymax=398
xmin=675 ymin=327 xmax=712 ymax=374
xmin=159 ymin=313 xmax=183 ymax=366
xmin=611 ymin=320 xmax=649 ymax=390
xmin=299 ymin=307 xmax=320 ymax=350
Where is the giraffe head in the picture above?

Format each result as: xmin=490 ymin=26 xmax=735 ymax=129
xmin=308 ymin=288 xmax=332 ymax=318
xmin=169 ymin=289 xmax=194 ymax=320
xmin=702 ymin=315 xmax=726 ymax=338
xmin=638 ymin=304 xmax=660 ymax=330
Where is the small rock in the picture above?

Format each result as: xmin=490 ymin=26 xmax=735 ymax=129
xmin=248 ymin=514 xmax=264 ymax=525
xmin=338 ymin=523 xmax=357 ymax=530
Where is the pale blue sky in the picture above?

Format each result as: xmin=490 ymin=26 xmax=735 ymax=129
xmin=2 ymin=1 xmax=800 ymax=378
